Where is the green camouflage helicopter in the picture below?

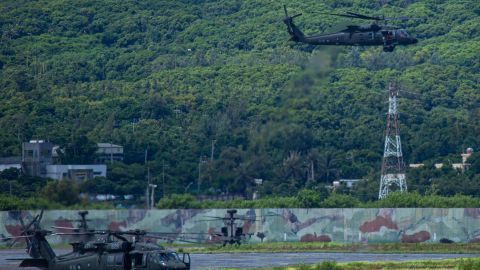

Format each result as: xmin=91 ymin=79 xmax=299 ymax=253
xmin=2 ymin=211 xmax=192 ymax=270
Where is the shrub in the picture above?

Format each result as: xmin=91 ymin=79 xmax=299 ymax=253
xmin=314 ymin=261 xmax=342 ymax=270
xmin=320 ymin=193 xmax=361 ymax=208
xmin=458 ymin=258 xmax=480 ymax=270
xmin=296 ymin=189 xmax=322 ymax=208
xmin=156 ymin=194 xmax=200 ymax=209
xmin=40 ymin=180 xmax=81 ymax=206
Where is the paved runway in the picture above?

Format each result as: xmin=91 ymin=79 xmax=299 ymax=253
xmin=192 ymin=252 xmax=479 ymax=269
xmin=1 ymin=249 xmax=479 ymax=269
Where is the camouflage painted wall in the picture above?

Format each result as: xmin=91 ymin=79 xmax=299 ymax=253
xmin=2 ymin=209 xmax=480 ymax=244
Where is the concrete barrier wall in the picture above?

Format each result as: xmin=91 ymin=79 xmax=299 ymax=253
xmin=1 ymin=209 xmax=479 ymax=244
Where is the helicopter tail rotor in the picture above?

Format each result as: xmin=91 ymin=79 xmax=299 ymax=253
xmin=282 ymin=5 xmax=305 ymax=42
xmin=4 ymin=210 xmax=56 ymax=261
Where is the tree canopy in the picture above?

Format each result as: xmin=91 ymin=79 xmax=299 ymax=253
xmin=0 ymin=0 xmax=479 ymax=204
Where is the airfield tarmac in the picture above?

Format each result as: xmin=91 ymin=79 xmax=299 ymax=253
xmin=0 ymin=249 xmax=479 ymax=269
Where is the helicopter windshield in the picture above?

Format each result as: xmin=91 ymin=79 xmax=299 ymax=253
xmin=151 ymin=252 xmax=181 ymax=264
xmin=397 ymin=29 xmax=410 ymax=37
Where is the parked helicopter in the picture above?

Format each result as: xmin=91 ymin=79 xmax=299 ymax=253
xmin=197 ymin=209 xmax=248 ymax=246
xmin=283 ymin=5 xmax=418 ymax=52
xmin=1 ymin=210 xmax=192 ymax=270
xmin=51 ymin=210 xmax=96 ymax=242
xmin=198 ymin=209 xmax=275 ymax=246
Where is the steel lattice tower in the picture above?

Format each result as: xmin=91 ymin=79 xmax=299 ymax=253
xmin=378 ymin=83 xmax=407 ymax=199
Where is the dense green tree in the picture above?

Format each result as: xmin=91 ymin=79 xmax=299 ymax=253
xmin=0 ymin=0 xmax=479 ymax=205
xmin=59 ymin=134 xmax=98 ymax=164
xmin=40 ymin=180 xmax=81 ymax=206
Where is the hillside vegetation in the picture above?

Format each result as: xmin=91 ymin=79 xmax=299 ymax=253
xmin=0 ymin=0 xmax=479 ymax=205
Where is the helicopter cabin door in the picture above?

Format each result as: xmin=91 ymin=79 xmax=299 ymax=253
xmin=182 ymin=253 xmax=191 ymax=270
xmin=105 ymin=253 xmax=126 ymax=270
xmin=130 ymin=252 xmax=147 ymax=269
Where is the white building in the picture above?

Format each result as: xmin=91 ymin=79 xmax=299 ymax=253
xmin=333 ymin=179 xmax=361 ymax=188
xmin=0 ymin=157 xmax=22 ymax=172
xmin=46 ymin=164 xmax=106 ymax=181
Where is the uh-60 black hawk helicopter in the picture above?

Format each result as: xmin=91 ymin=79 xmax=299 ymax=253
xmin=283 ymin=5 xmax=418 ymax=52
xmin=1 ymin=210 xmax=192 ymax=270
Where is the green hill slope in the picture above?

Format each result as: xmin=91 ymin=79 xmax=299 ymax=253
xmin=0 ymin=0 xmax=479 ymax=200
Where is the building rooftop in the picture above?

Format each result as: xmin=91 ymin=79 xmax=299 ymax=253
xmin=97 ymin=143 xmax=123 ymax=148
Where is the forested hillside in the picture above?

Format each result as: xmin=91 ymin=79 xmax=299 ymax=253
xmin=0 ymin=0 xmax=479 ymax=203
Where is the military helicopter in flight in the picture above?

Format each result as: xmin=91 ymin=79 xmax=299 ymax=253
xmin=1 ymin=210 xmax=192 ymax=270
xmin=283 ymin=5 xmax=418 ymax=52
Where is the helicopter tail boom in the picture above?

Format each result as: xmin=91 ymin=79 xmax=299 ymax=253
xmin=283 ymin=5 xmax=305 ymax=42
xmin=10 ymin=211 xmax=57 ymax=264
xmin=19 ymin=258 xmax=49 ymax=269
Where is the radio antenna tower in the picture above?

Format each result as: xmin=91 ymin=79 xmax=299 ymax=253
xmin=378 ymin=83 xmax=407 ymax=199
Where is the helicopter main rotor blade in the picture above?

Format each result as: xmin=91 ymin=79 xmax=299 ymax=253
xmin=23 ymin=216 xmax=39 ymax=232
xmin=3 ymin=235 xmax=37 ymax=240
xmin=1 ymin=234 xmax=36 ymax=248
xmin=144 ymin=234 xmax=201 ymax=244
xmin=52 ymin=232 xmax=96 ymax=236
xmin=382 ymin=25 xmax=400 ymax=29
xmin=291 ymin=13 xmax=302 ymax=19
xmin=322 ymin=12 xmax=363 ymax=19
xmin=8 ymin=238 xmax=19 ymax=247
xmin=51 ymin=226 xmax=78 ymax=230
xmin=37 ymin=210 xmax=44 ymax=225
xmin=194 ymin=219 xmax=227 ymax=222
xmin=346 ymin=11 xmax=383 ymax=20
xmin=148 ymin=232 xmax=212 ymax=235
xmin=203 ymin=215 xmax=228 ymax=219
xmin=233 ymin=218 xmax=264 ymax=222
xmin=383 ymin=16 xmax=419 ymax=21
xmin=60 ymin=219 xmax=93 ymax=222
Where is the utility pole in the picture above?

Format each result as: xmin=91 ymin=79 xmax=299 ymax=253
xmin=145 ymin=148 xmax=149 ymax=209
xmin=197 ymin=156 xmax=207 ymax=194
xmin=132 ymin=118 xmax=138 ymax=133
xmin=149 ymin=184 xmax=157 ymax=209
xmin=197 ymin=156 xmax=202 ymax=194
xmin=210 ymin=139 xmax=216 ymax=161
xmin=378 ymin=83 xmax=407 ymax=199
xmin=162 ymin=160 xmax=168 ymax=198
xmin=110 ymin=142 xmax=113 ymax=163
xmin=310 ymin=160 xmax=314 ymax=182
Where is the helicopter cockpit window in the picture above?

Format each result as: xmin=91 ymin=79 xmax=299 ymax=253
xmin=151 ymin=252 xmax=181 ymax=264
xmin=397 ymin=29 xmax=409 ymax=37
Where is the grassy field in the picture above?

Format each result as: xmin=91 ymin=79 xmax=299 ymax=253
xmin=3 ymin=241 xmax=480 ymax=255
xmin=246 ymin=258 xmax=480 ymax=270
xmin=171 ymin=242 xmax=480 ymax=254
